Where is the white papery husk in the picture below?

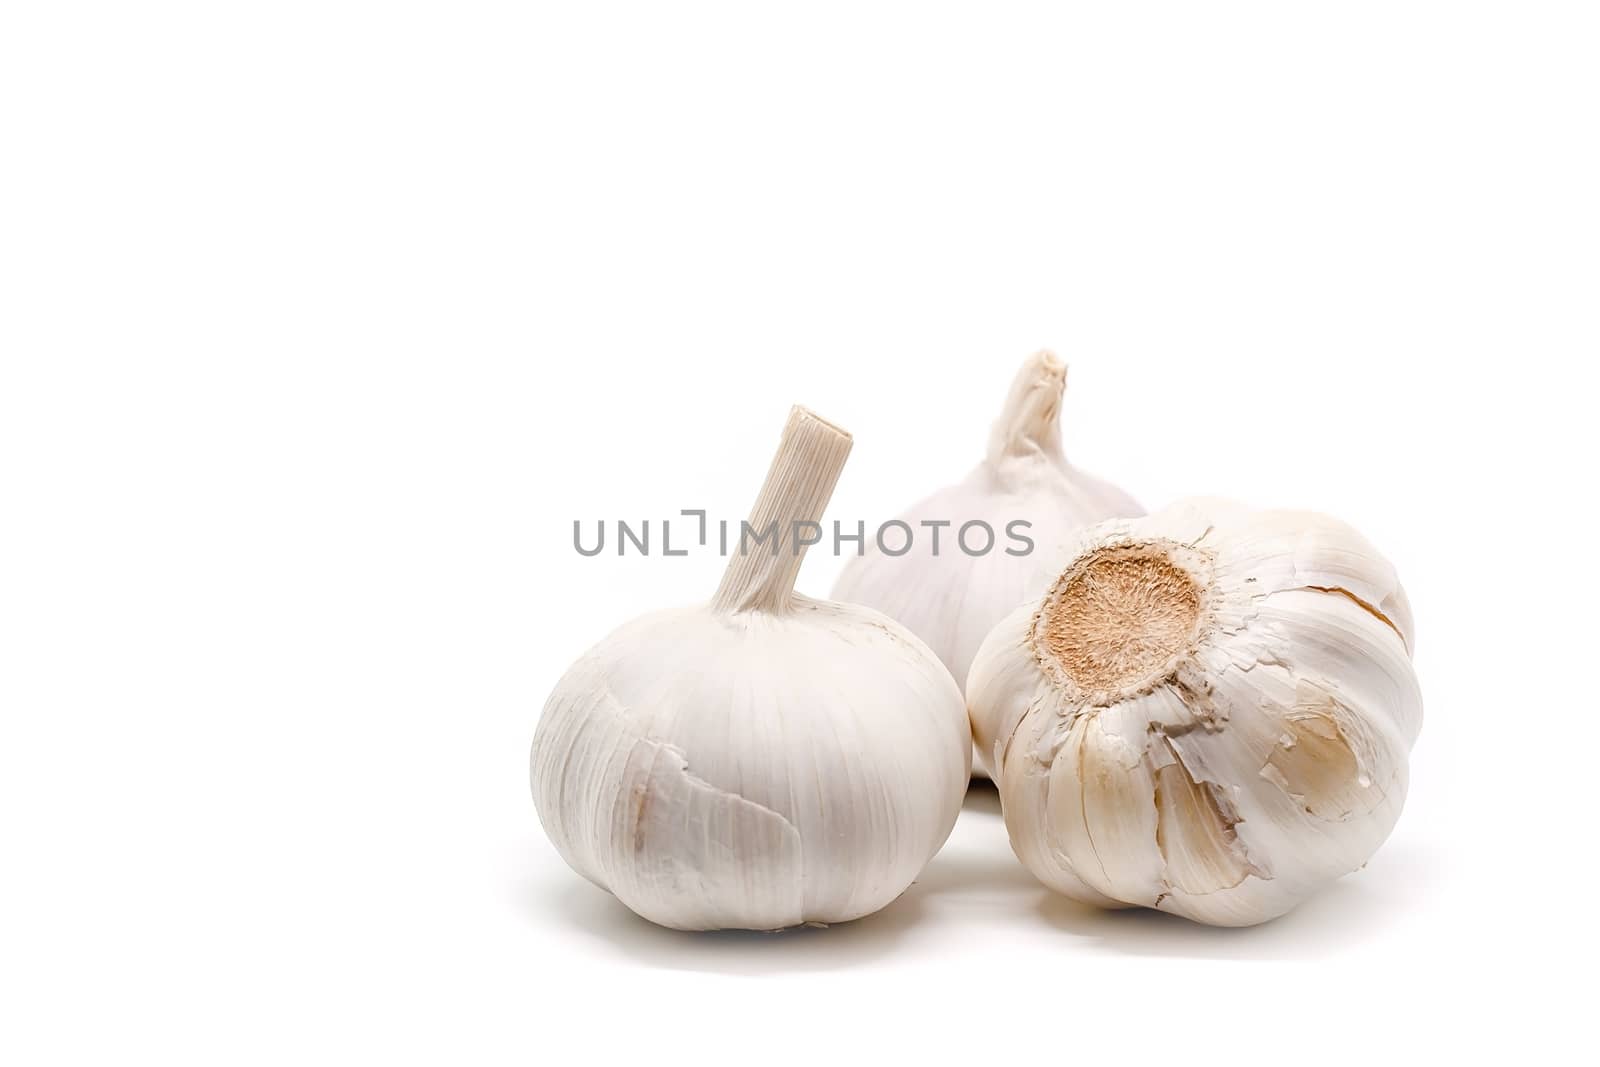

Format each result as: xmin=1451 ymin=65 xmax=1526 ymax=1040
xmin=532 ymin=408 xmax=970 ymax=931
xmin=832 ymin=352 xmax=1142 ymax=776
xmin=967 ymin=498 xmax=1422 ymax=926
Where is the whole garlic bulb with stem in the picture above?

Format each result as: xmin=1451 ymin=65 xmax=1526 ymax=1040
xmin=968 ymin=498 xmax=1422 ymax=926
xmin=831 ymin=351 xmax=1143 ymax=775
xmin=532 ymin=407 xmax=970 ymax=931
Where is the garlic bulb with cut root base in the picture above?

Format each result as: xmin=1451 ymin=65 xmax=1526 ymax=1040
xmin=532 ymin=407 xmax=970 ymax=931
xmin=967 ymin=498 xmax=1422 ymax=927
xmin=831 ymin=350 xmax=1142 ymax=776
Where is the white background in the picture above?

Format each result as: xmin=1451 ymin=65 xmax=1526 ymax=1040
xmin=3 ymin=2 xmax=1596 ymax=1063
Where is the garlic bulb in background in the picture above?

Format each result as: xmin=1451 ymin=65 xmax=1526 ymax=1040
xmin=532 ymin=407 xmax=970 ymax=931
xmin=831 ymin=351 xmax=1142 ymax=775
xmin=968 ymin=498 xmax=1421 ymax=926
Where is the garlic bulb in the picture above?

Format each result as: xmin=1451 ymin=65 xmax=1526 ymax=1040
xmin=532 ymin=407 xmax=970 ymax=931
xmin=831 ymin=351 xmax=1142 ymax=775
xmin=967 ymin=498 xmax=1421 ymax=926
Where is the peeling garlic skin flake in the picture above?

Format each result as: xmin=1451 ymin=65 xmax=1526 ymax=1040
xmin=532 ymin=408 xmax=970 ymax=931
xmin=831 ymin=351 xmax=1143 ymax=776
xmin=967 ymin=499 xmax=1422 ymax=927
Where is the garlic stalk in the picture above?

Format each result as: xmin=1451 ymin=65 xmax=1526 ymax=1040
xmin=831 ymin=351 xmax=1142 ymax=775
xmin=967 ymin=498 xmax=1421 ymax=926
xmin=532 ymin=407 xmax=970 ymax=931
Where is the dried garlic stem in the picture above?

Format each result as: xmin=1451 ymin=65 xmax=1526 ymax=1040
xmin=711 ymin=406 xmax=852 ymax=615
xmin=986 ymin=349 xmax=1067 ymax=464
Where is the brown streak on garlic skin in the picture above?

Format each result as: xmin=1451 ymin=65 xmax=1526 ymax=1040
xmin=632 ymin=780 xmax=650 ymax=854
xmin=1306 ymin=585 xmax=1409 ymax=653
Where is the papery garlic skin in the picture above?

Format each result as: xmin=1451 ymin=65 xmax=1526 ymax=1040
xmin=532 ymin=408 xmax=970 ymax=931
xmin=831 ymin=351 xmax=1142 ymax=775
xmin=968 ymin=498 xmax=1421 ymax=926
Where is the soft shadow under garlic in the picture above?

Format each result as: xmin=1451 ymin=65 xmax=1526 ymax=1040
xmin=519 ymin=788 xmax=1438 ymax=967
xmin=959 ymin=778 xmax=1004 ymax=817
xmin=522 ymin=872 xmax=931 ymax=975
xmin=1026 ymin=842 xmax=1439 ymax=961
xmin=521 ymin=787 xmax=1015 ymax=974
